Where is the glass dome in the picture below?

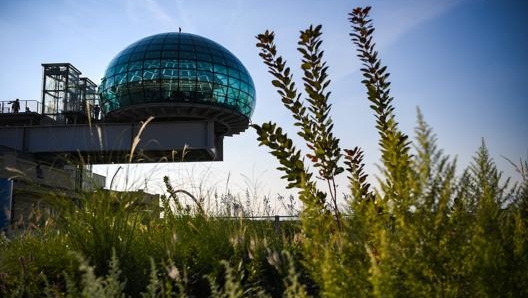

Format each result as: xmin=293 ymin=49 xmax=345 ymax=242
xmin=99 ymin=32 xmax=256 ymax=120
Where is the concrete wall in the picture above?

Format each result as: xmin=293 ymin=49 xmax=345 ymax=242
xmin=0 ymin=152 xmax=76 ymax=190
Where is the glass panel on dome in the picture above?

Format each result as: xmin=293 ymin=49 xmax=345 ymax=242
xmin=160 ymin=80 xmax=172 ymax=99
xmin=215 ymin=73 xmax=228 ymax=85
xmin=105 ymin=67 xmax=115 ymax=78
xmin=248 ymin=84 xmax=255 ymax=96
xmin=162 ymin=59 xmax=178 ymax=69
xmin=117 ymin=93 xmax=131 ymax=107
xmin=196 ymin=80 xmax=213 ymax=97
xmin=144 ymin=86 xmax=161 ymax=102
xmin=145 ymin=51 xmax=161 ymax=59
xmin=132 ymin=44 xmax=148 ymax=53
xmin=241 ymin=104 xmax=251 ymax=117
xmin=227 ymin=68 xmax=240 ymax=78
xmin=179 ymin=40 xmax=193 ymax=47
xmin=227 ymin=89 xmax=239 ymax=104
xmin=223 ymin=57 xmax=236 ymax=67
xmin=129 ymin=51 xmax=145 ymax=62
xmin=164 ymin=38 xmax=178 ymax=46
xmin=116 ymin=54 xmax=130 ymax=64
xmin=144 ymin=59 xmax=160 ymax=69
xmin=196 ymin=71 xmax=214 ymax=86
xmin=240 ymin=81 xmax=249 ymax=93
xmin=211 ymin=54 xmax=226 ymax=66
xmin=180 ymin=51 xmax=195 ymax=60
xmin=128 ymin=61 xmax=142 ymax=71
xmin=179 ymin=60 xmax=196 ymax=70
xmin=118 ymin=46 xmax=134 ymax=57
xmin=212 ymin=84 xmax=227 ymax=102
xmin=162 ymin=50 xmax=178 ymax=59
xmin=238 ymin=72 xmax=249 ymax=84
xmin=238 ymin=92 xmax=247 ymax=102
xmin=228 ymin=77 xmax=240 ymax=89
xmin=150 ymin=36 xmax=165 ymax=44
xmin=128 ymin=70 xmax=142 ymax=82
xmin=104 ymin=76 xmax=114 ymax=89
xmin=115 ymin=64 xmax=127 ymax=74
xmin=143 ymin=70 xmax=159 ymax=80
xmin=197 ymin=61 xmax=213 ymax=71
xmin=179 ymin=77 xmax=194 ymax=91
xmin=180 ymin=69 xmax=196 ymax=79
xmin=115 ymin=73 xmax=127 ymax=85
xmin=194 ymin=45 xmax=210 ymax=54
xmin=147 ymin=43 xmax=163 ymax=51
xmin=102 ymin=90 xmax=117 ymax=108
xmin=127 ymin=79 xmax=141 ymax=89
xmin=128 ymin=88 xmax=143 ymax=104
xmin=161 ymin=68 xmax=178 ymax=79
xmin=179 ymin=69 xmax=189 ymax=79
xmin=195 ymin=53 xmax=213 ymax=62
xmin=214 ymin=65 xmax=228 ymax=75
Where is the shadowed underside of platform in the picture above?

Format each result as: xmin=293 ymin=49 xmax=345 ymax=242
xmin=0 ymin=119 xmax=224 ymax=164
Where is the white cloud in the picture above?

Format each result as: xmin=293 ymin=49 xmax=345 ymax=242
xmin=374 ymin=0 xmax=466 ymax=49
xmin=125 ymin=0 xmax=178 ymax=28
xmin=329 ymin=0 xmax=467 ymax=81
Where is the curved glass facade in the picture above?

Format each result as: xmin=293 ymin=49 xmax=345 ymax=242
xmin=99 ymin=32 xmax=256 ymax=118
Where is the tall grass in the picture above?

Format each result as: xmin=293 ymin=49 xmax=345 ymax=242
xmin=1 ymin=5 xmax=527 ymax=297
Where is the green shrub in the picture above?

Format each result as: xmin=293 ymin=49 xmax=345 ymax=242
xmin=253 ymin=5 xmax=528 ymax=298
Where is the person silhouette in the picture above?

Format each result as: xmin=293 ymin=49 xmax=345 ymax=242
xmin=93 ymin=104 xmax=101 ymax=120
xmin=9 ymin=98 xmax=20 ymax=113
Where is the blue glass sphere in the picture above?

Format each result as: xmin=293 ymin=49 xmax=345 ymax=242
xmin=99 ymin=32 xmax=256 ymax=129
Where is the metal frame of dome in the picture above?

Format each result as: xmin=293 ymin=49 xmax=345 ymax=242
xmin=99 ymin=32 xmax=256 ymax=136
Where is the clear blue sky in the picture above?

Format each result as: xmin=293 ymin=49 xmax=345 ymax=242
xmin=1 ymin=0 xmax=527 ymax=210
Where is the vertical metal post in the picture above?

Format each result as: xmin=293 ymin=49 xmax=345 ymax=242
xmin=76 ymin=165 xmax=83 ymax=192
xmin=274 ymin=215 xmax=280 ymax=234
xmin=41 ymin=65 xmax=47 ymax=114
xmin=64 ymin=65 xmax=69 ymax=114
xmin=0 ymin=178 xmax=13 ymax=232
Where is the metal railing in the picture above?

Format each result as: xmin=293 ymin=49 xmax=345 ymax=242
xmin=0 ymin=100 xmax=42 ymax=114
xmin=216 ymin=215 xmax=300 ymax=234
